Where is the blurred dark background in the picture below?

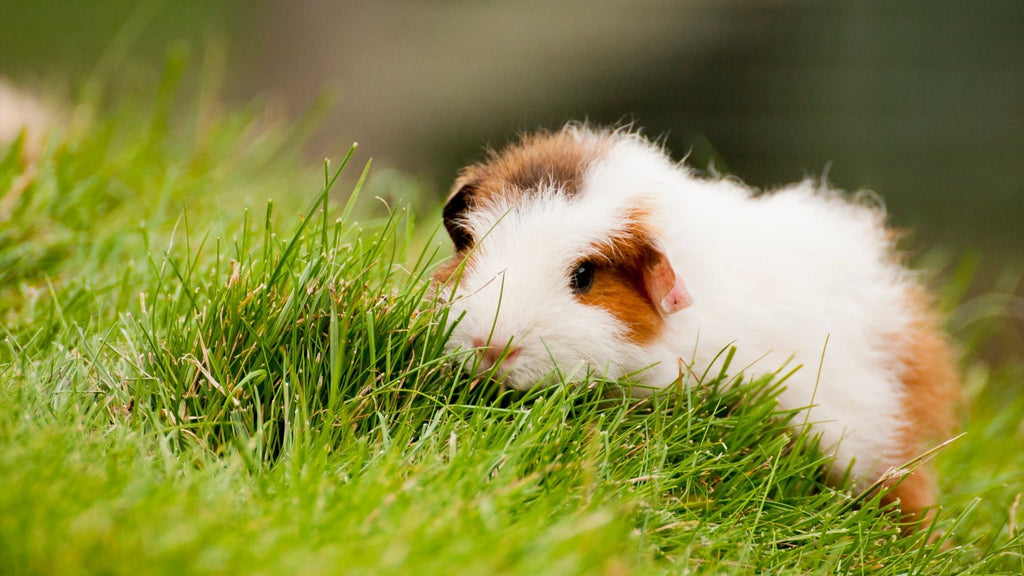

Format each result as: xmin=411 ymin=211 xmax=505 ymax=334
xmin=2 ymin=0 xmax=1021 ymax=357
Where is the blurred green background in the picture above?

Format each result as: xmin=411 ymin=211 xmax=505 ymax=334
xmin=2 ymin=0 xmax=1021 ymax=355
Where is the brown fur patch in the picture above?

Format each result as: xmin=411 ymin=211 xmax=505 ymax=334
xmin=435 ymin=128 xmax=615 ymax=284
xmin=577 ymin=211 xmax=667 ymax=344
xmin=898 ymin=288 xmax=961 ymax=440
xmin=454 ymin=128 xmax=615 ymax=207
xmin=580 ymin=264 xmax=664 ymax=344
xmin=882 ymin=467 xmax=939 ymax=530
xmin=881 ymin=285 xmax=962 ymax=527
xmin=432 ymin=256 xmax=464 ymax=286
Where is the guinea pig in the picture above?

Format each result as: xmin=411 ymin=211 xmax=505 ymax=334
xmin=432 ymin=124 xmax=960 ymax=525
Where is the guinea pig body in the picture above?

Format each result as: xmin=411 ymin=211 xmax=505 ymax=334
xmin=435 ymin=125 xmax=959 ymax=522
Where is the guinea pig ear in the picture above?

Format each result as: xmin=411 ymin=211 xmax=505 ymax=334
xmin=642 ymin=239 xmax=693 ymax=315
xmin=442 ymin=182 xmax=476 ymax=252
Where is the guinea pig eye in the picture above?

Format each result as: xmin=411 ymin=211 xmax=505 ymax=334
xmin=570 ymin=261 xmax=595 ymax=295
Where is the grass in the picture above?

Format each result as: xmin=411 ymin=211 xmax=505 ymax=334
xmin=1 ymin=63 xmax=1022 ymax=575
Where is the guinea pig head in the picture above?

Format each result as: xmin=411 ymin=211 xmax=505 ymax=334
xmin=433 ymin=129 xmax=693 ymax=389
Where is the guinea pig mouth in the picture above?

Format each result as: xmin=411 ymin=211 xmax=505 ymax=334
xmin=472 ymin=357 xmax=596 ymax=392
xmin=494 ymin=372 xmax=538 ymax=392
xmin=453 ymin=334 xmax=595 ymax=390
xmin=472 ymin=359 xmax=530 ymax=388
xmin=465 ymin=353 xmax=545 ymax=391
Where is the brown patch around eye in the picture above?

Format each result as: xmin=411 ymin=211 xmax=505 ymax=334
xmin=577 ymin=263 xmax=663 ymax=344
xmin=574 ymin=210 xmax=669 ymax=344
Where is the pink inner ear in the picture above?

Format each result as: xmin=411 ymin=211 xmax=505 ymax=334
xmin=643 ymin=241 xmax=693 ymax=315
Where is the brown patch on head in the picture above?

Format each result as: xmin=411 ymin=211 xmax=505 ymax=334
xmin=575 ymin=208 xmax=673 ymax=344
xmin=460 ymin=128 xmax=614 ymax=203
xmin=435 ymin=128 xmax=616 ymax=282
xmin=880 ymin=285 xmax=962 ymax=528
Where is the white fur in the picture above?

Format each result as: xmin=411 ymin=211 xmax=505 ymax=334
xmin=443 ymin=127 xmax=917 ymax=486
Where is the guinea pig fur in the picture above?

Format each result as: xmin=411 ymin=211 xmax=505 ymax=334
xmin=433 ymin=125 xmax=960 ymax=525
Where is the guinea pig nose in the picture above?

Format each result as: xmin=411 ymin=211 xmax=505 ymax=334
xmin=472 ymin=337 xmax=521 ymax=368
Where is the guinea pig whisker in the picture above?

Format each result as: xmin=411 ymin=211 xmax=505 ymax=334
xmin=445 ymin=268 xmax=508 ymax=306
